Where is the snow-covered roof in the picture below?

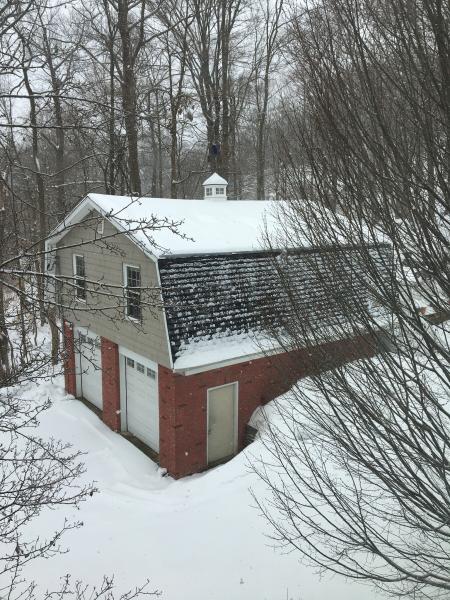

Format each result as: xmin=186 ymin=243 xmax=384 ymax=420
xmin=88 ymin=193 xmax=280 ymax=257
xmin=48 ymin=191 xmax=393 ymax=371
xmin=202 ymin=173 xmax=228 ymax=186
xmin=173 ymin=332 xmax=278 ymax=372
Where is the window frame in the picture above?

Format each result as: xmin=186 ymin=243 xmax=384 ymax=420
xmin=96 ymin=219 xmax=104 ymax=235
xmin=205 ymin=187 xmax=213 ymax=196
xmin=123 ymin=263 xmax=142 ymax=322
xmin=72 ymin=254 xmax=86 ymax=302
xmin=215 ymin=187 xmax=224 ymax=195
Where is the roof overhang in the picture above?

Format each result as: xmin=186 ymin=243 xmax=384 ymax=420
xmin=172 ymin=334 xmax=283 ymax=375
xmin=46 ymin=194 xmax=158 ymax=262
xmin=173 ymin=346 xmax=282 ymax=376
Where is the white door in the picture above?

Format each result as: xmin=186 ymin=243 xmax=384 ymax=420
xmin=75 ymin=329 xmax=103 ymax=409
xmin=121 ymin=353 xmax=159 ymax=451
xmin=207 ymin=383 xmax=237 ymax=465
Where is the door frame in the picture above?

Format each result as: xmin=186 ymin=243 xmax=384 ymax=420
xmin=119 ymin=354 xmax=128 ymax=432
xmin=206 ymin=381 xmax=239 ymax=466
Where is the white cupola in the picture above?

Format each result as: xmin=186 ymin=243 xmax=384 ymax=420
xmin=202 ymin=172 xmax=228 ymax=200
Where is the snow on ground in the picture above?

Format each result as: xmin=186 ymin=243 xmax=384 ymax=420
xmin=15 ymin=376 xmax=388 ymax=600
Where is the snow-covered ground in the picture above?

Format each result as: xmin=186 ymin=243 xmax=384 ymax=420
xmin=15 ymin=375 xmax=387 ymax=600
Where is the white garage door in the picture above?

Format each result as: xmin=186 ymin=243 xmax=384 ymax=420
xmin=75 ymin=329 xmax=103 ymax=410
xmin=120 ymin=352 xmax=159 ymax=451
xmin=207 ymin=383 xmax=237 ymax=465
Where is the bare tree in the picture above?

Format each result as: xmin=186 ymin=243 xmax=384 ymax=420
xmin=35 ymin=8 xmax=82 ymax=217
xmin=0 ymin=177 xmax=9 ymax=383
xmin=19 ymin=34 xmax=48 ymax=325
xmin=163 ymin=7 xmax=190 ymax=198
xmin=185 ymin=0 xmax=246 ymax=183
xmin=253 ymin=0 xmax=450 ymax=598
xmin=0 ymin=193 xmax=186 ymax=598
xmin=251 ymin=0 xmax=284 ymax=200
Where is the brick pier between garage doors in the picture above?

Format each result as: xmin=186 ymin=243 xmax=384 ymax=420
xmin=63 ymin=320 xmax=376 ymax=479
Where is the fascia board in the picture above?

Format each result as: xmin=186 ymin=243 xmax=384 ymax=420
xmin=48 ymin=194 xmax=158 ymax=263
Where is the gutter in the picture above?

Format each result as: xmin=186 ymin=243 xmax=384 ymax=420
xmin=173 ymin=345 xmax=282 ymax=376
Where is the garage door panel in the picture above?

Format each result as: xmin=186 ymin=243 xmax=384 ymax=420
xmin=75 ymin=329 xmax=103 ymax=410
xmin=122 ymin=355 xmax=159 ymax=451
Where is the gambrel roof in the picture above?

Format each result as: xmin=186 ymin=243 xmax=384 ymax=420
xmin=48 ymin=192 xmax=391 ymax=372
xmin=47 ymin=192 xmax=292 ymax=258
xmin=159 ymin=245 xmax=392 ymax=370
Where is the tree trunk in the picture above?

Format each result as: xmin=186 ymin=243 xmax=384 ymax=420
xmin=256 ymin=64 xmax=269 ymax=199
xmin=42 ymin=25 xmax=66 ymax=218
xmin=0 ymin=281 xmax=9 ymax=386
xmin=220 ymin=0 xmax=230 ymax=180
xmin=170 ymin=111 xmax=178 ymax=198
xmin=149 ymin=115 xmax=158 ymax=197
xmin=0 ymin=181 xmax=9 ymax=385
xmin=117 ymin=0 xmax=141 ymax=195
xmin=108 ymin=45 xmax=116 ymax=195
xmin=22 ymin=62 xmax=47 ymax=326
xmin=256 ymin=117 xmax=266 ymax=199
xmin=48 ymin=305 xmax=59 ymax=366
xmin=157 ymin=112 xmax=163 ymax=196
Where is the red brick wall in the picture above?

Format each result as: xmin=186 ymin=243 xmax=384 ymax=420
xmin=159 ymin=335 xmax=375 ymax=478
xmin=158 ymin=365 xmax=178 ymax=474
xmin=101 ymin=337 xmax=121 ymax=430
xmin=63 ymin=320 xmax=76 ymax=396
xmin=63 ymin=322 xmax=374 ymax=478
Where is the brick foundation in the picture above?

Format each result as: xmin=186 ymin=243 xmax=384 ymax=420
xmin=63 ymin=322 xmax=375 ymax=478
xmin=63 ymin=321 xmax=76 ymax=396
xmin=158 ymin=335 xmax=375 ymax=478
xmin=101 ymin=337 xmax=121 ymax=430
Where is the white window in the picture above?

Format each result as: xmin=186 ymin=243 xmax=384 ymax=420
xmin=136 ymin=362 xmax=145 ymax=374
xmin=124 ymin=264 xmax=141 ymax=321
xmin=206 ymin=187 xmax=213 ymax=196
xmin=73 ymin=254 xmax=86 ymax=301
xmin=97 ymin=219 xmax=104 ymax=235
xmin=147 ymin=367 xmax=156 ymax=379
xmin=216 ymin=187 xmax=224 ymax=194
xmin=126 ymin=357 xmax=135 ymax=368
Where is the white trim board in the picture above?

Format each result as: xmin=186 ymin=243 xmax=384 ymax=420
xmin=73 ymin=253 xmax=87 ymax=303
xmin=122 ymin=262 xmax=142 ymax=322
xmin=174 ymin=350 xmax=266 ymax=376
xmin=173 ymin=344 xmax=283 ymax=376
xmin=154 ymin=259 xmax=174 ymax=370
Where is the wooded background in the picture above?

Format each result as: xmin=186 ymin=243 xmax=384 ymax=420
xmin=0 ymin=0 xmax=287 ymax=223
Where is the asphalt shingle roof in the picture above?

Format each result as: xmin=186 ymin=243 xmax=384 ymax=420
xmin=158 ymin=245 xmax=392 ymax=362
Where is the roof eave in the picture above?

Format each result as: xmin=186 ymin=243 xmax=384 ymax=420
xmin=173 ymin=345 xmax=282 ymax=376
xmin=47 ymin=193 xmax=158 ymax=263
